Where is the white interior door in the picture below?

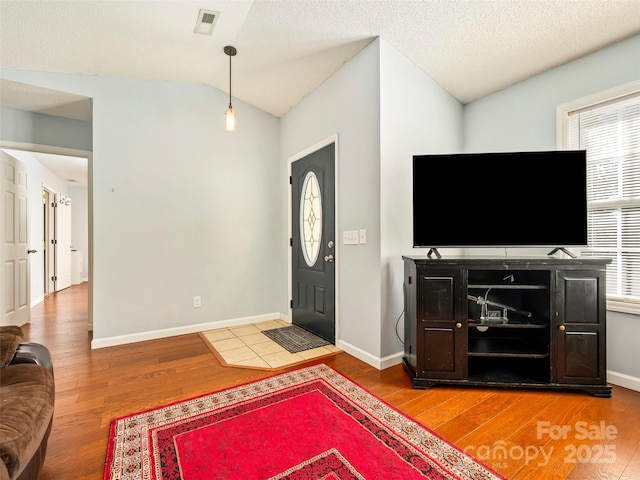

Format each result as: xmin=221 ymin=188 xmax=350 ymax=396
xmin=54 ymin=193 xmax=72 ymax=291
xmin=2 ymin=151 xmax=30 ymax=326
xmin=43 ymin=188 xmax=56 ymax=294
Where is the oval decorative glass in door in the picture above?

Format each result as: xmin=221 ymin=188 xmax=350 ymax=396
xmin=300 ymin=171 xmax=322 ymax=267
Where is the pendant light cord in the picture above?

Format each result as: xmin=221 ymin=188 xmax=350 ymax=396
xmin=228 ymin=52 xmax=232 ymax=109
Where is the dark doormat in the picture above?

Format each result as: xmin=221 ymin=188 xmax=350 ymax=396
xmin=262 ymin=325 xmax=331 ymax=353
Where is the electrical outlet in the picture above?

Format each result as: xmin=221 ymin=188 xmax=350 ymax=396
xmin=193 ymin=296 xmax=202 ymax=308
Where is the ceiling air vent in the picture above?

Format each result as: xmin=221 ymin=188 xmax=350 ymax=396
xmin=194 ymin=9 xmax=219 ymax=36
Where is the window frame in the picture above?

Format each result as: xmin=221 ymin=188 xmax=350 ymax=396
xmin=556 ymin=80 xmax=640 ymax=315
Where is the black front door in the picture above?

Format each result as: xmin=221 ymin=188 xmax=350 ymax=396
xmin=291 ymin=143 xmax=335 ymax=343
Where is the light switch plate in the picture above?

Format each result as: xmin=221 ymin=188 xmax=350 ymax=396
xmin=343 ymin=230 xmax=359 ymax=245
xmin=359 ymin=229 xmax=367 ymax=244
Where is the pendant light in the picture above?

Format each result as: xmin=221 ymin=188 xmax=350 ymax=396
xmin=224 ymin=45 xmax=237 ymax=131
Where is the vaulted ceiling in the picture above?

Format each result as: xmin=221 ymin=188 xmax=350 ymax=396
xmin=2 ymin=0 xmax=640 ymax=120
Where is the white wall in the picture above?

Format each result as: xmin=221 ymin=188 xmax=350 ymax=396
xmin=69 ymin=185 xmax=89 ymax=281
xmin=281 ymin=39 xmax=382 ymax=360
xmin=462 ymin=33 xmax=640 ymax=383
xmin=1 ymin=69 xmax=284 ymax=345
xmin=379 ymin=40 xmax=463 ymax=358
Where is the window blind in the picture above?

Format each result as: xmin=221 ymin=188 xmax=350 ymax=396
xmin=567 ymin=93 xmax=640 ymax=306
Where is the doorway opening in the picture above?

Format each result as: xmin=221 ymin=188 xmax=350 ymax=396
xmin=0 ymin=146 xmax=91 ymax=331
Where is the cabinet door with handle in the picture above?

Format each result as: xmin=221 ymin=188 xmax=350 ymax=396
xmin=554 ymin=269 xmax=607 ymax=385
xmin=417 ymin=268 xmax=466 ymax=379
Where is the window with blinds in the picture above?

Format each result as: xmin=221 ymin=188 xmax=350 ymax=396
xmin=566 ymin=92 xmax=640 ymax=312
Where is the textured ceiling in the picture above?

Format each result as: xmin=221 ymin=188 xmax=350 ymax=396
xmin=2 ymin=0 xmax=640 ymax=120
xmin=0 ymin=80 xmax=92 ymax=121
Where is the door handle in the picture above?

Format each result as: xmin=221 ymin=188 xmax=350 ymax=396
xmin=324 ymin=255 xmax=334 ymax=262
xmin=27 ymin=249 xmax=37 ymax=254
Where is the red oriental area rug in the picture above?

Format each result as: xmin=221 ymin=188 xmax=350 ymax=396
xmin=104 ymin=364 xmax=505 ymax=480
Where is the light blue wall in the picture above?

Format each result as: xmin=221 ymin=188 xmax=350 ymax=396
xmin=463 ymin=33 xmax=640 ymax=380
xmin=607 ymin=313 xmax=640 ymax=378
xmin=1 ymin=107 xmax=92 ymax=152
xmin=1 ymin=69 xmax=284 ymax=343
xmin=281 ymin=39 xmax=382 ymax=357
xmin=379 ymin=39 xmax=463 ymax=357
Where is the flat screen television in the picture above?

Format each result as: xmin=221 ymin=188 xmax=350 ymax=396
xmin=412 ymin=150 xmax=588 ymax=250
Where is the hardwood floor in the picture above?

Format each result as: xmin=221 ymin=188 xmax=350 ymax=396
xmin=22 ymin=283 xmax=640 ymax=479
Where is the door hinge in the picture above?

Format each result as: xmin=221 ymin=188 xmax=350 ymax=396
xmin=51 ymin=275 xmax=57 ymax=282
xmin=51 ymin=202 xmax=57 ymax=208
xmin=289 ymin=176 xmax=292 ymax=185
xmin=290 ymin=238 xmax=293 ymax=247
xmin=51 ymin=239 xmax=57 ymax=245
xmin=408 ymin=276 xmax=412 ymax=285
xmin=290 ymin=299 xmax=293 ymax=309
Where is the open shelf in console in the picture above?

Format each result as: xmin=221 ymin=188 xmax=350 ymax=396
xmin=468 ymin=356 xmax=550 ymax=384
xmin=467 ymin=269 xmax=551 ymax=328
xmin=468 ymin=335 xmax=549 ymax=358
xmin=467 ymin=268 xmax=551 ymax=380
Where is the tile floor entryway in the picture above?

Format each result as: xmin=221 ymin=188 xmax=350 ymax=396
xmin=200 ymin=319 xmax=341 ymax=370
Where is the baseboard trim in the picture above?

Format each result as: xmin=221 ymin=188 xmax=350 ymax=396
xmin=30 ymin=296 xmax=44 ymax=308
xmin=91 ymin=318 xmax=640 ymax=388
xmin=90 ymin=313 xmax=404 ymax=372
xmin=90 ymin=312 xmax=283 ymax=350
xmin=607 ymin=370 xmax=640 ymax=393
xmin=380 ymin=351 xmax=405 ymax=370
xmin=336 ymin=340 xmax=404 ymax=370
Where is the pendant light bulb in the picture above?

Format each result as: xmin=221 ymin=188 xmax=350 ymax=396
xmin=224 ymin=45 xmax=237 ymax=132
xmin=225 ymin=105 xmax=236 ymax=131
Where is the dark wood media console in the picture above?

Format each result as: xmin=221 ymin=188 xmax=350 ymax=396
xmin=402 ymin=256 xmax=612 ymax=397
